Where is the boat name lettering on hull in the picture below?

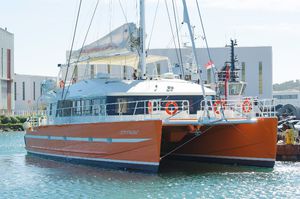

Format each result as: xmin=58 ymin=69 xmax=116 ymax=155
xmin=120 ymin=130 xmax=139 ymax=135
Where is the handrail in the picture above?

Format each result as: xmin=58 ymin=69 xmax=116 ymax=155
xmin=200 ymin=98 xmax=277 ymax=119
xmin=51 ymin=99 xmax=190 ymax=118
xmin=32 ymin=98 xmax=278 ymax=126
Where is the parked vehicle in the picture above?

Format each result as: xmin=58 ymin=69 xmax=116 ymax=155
xmin=278 ymin=119 xmax=300 ymax=132
xmin=294 ymin=121 xmax=300 ymax=132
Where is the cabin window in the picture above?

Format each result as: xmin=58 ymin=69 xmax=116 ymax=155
xmin=82 ymin=99 xmax=93 ymax=115
xmin=116 ymin=98 xmax=128 ymax=114
xmin=73 ymin=100 xmax=81 ymax=116
xmin=56 ymin=100 xmax=73 ymax=117
xmin=229 ymin=84 xmax=243 ymax=95
xmin=91 ymin=98 xmax=106 ymax=115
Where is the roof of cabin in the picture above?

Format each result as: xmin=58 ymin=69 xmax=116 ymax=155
xmin=60 ymin=78 xmax=215 ymax=100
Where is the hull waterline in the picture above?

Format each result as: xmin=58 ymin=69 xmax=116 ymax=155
xmin=25 ymin=120 xmax=162 ymax=172
xmin=162 ymin=117 xmax=277 ymax=168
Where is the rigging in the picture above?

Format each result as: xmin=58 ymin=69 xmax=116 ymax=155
xmin=62 ymin=0 xmax=100 ymax=100
xmin=61 ymin=0 xmax=82 ymax=99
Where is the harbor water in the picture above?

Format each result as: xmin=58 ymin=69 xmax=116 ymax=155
xmin=1 ymin=132 xmax=299 ymax=199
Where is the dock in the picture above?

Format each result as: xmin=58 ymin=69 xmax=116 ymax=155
xmin=276 ymin=144 xmax=300 ymax=161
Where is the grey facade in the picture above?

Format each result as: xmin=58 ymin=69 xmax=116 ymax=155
xmin=14 ymin=74 xmax=57 ymax=114
xmin=149 ymin=46 xmax=273 ymax=98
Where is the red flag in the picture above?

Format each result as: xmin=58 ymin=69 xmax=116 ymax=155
xmin=205 ymin=60 xmax=214 ymax=69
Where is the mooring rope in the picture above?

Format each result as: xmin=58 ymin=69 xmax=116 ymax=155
xmin=160 ymin=125 xmax=214 ymax=160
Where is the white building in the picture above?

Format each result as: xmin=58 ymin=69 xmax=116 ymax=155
xmin=14 ymin=74 xmax=57 ymax=114
xmin=58 ymin=56 xmax=170 ymax=84
xmin=273 ymin=90 xmax=300 ymax=108
xmin=0 ymin=27 xmax=14 ymax=115
xmin=149 ymin=46 xmax=273 ymax=99
xmin=61 ymin=46 xmax=272 ymax=99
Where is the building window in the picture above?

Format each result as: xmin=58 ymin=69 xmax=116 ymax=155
xmin=241 ymin=62 xmax=246 ymax=82
xmin=22 ymin=81 xmax=25 ymax=101
xmin=1 ymin=48 xmax=3 ymax=78
xmin=14 ymin=82 xmax=17 ymax=101
xmin=123 ymin=65 xmax=126 ymax=79
xmin=33 ymin=81 xmax=36 ymax=101
xmin=107 ymin=64 xmax=111 ymax=74
xmin=156 ymin=63 xmax=161 ymax=75
xmin=90 ymin=65 xmax=95 ymax=79
xmin=74 ymin=65 xmax=78 ymax=81
xmin=273 ymin=94 xmax=298 ymax=100
xmin=207 ymin=68 xmax=211 ymax=83
xmin=7 ymin=49 xmax=11 ymax=79
xmin=259 ymin=62 xmax=263 ymax=95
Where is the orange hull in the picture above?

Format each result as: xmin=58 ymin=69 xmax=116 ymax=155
xmin=25 ymin=118 xmax=277 ymax=172
xmin=25 ymin=120 xmax=162 ymax=172
xmin=162 ymin=118 xmax=278 ymax=167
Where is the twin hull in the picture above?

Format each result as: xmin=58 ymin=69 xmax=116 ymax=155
xmin=25 ymin=118 xmax=277 ymax=172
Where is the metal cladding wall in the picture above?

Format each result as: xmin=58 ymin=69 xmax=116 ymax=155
xmin=0 ymin=27 xmax=14 ymax=114
xmin=148 ymin=46 xmax=273 ymax=99
xmin=14 ymin=74 xmax=57 ymax=114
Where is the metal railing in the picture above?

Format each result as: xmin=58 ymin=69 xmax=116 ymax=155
xmin=199 ymin=98 xmax=277 ymax=119
xmin=46 ymin=99 xmax=190 ymax=125
xmin=28 ymin=98 xmax=277 ymax=127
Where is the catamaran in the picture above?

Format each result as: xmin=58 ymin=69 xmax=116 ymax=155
xmin=24 ymin=0 xmax=277 ymax=172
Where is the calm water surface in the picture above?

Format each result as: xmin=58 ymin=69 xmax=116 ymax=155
xmin=0 ymin=132 xmax=299 ymax=199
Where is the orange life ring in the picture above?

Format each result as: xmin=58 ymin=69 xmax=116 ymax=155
xmin=213 ymin=100 xmax=226 ymax=115
xmin=242 ymin=99 xmax=252 ymax=113
xmin=148 ymin=101 xmax=153 ymax=114
xmin=165 ymin=101 xmax=178 ymax=115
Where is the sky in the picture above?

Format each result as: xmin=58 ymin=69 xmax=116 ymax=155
xmin=0 ymin=0 xmax=299 ymax=83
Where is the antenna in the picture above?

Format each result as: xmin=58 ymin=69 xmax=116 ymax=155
xmin=225 ymin=39 xmax=238 ymax=72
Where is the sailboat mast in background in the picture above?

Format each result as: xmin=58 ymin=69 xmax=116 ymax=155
xmin=139 ymin=0 xmax=146 ymax=79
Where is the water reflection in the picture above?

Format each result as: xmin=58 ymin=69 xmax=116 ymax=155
xmin=25 ymin=154 xmax=273 ymax=178
xmin=25 ymin=155 xmax=159 ymax=182
xmin=1 ymin=132 xmax=299 ymax=199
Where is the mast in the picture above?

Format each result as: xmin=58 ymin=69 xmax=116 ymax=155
xmin=182 ymin=0 xmax=209 ymax=117
xmin=225 ymin=39 xmax=238 ymax=82
xmin=139 ymin=0 xmax=146 ymax=79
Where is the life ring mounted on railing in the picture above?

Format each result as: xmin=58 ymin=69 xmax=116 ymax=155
xmin=213 ymin=100 xmax=226 ymax=115
xmin=242 ymin=98 xmax=252 ymax=113
xmin=165 ymin=101 xmax=178 ymax=115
